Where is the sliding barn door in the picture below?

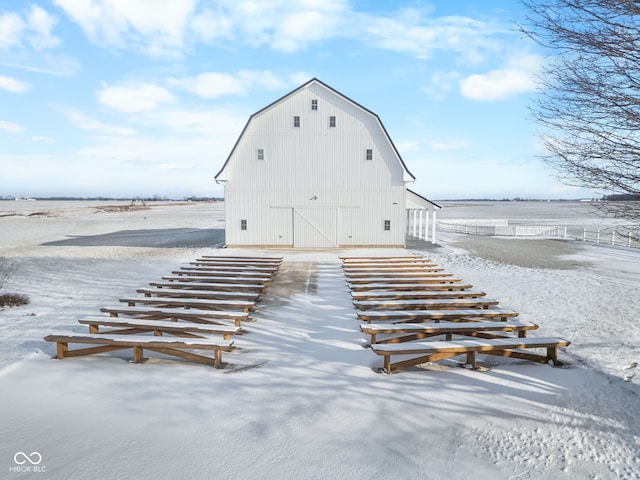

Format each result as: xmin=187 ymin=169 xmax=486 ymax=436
xmin=293 ymin=208 xmax=337 ymax=248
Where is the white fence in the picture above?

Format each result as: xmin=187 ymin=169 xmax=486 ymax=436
xmin=438 ymin=220 xmax=640 ymax=249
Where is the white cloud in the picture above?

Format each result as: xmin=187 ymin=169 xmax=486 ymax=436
xmin=64 ymin=109 xmax=137 ymax=136
xmin=139 ymin=108 xmax=246 ymax=136
xmin=51 ymin=0 xmax=518 ymax=66
xmin=170 ymin=72 xmax=245 ymax=98
xmin=26 ymin=5 xmax=61 ymax=50
xmin=0 ymin=120 xmax=25 ymax=133
xmin=189 ymin=0 xmax=349 ymax=52
xmin=422 ymin=71 xmax=460 ymax=100
xmin=169 ymin=70 xmax=287 ymax=99
xmin=364 ymin=7 xmax=505 ymax=62
xmin=54 ymin=0 xmax=197 ymax=56
xmin=0 ymin=12 xmax=25 ymax=49
xmin=0 ymin=75 xmax=31 ymax=93
xmin=0 ymin=6 xmax=60 ymax=51
xmin=459 ymin=54 xmax=542 ymax=101
xmin=189 ymin=8 xmax=234 ymax=43
xmin=30 ymin=136 xmax=55 ymax=143
xmin=96 ymin=83 xmax=176 ymax=113
xmin=272 ymin=8 xmax=344 ymax=52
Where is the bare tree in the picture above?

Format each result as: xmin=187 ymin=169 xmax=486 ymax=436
xmin=519 ymin=0 xmax=640 ymax=220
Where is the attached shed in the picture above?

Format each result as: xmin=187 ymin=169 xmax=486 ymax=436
xmin=215 ymin=78 xmax=424 ymax=248
xmin=406 ymin=189 xmax=442 ymax=244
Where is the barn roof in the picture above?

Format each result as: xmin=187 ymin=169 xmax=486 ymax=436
xmin=406 ymin=189 xmax=442 ymax=209
xmin=215 ymin=77 xmax=415 ymax=182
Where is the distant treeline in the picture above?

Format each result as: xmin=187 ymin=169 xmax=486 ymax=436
xmin=2 ymin=196 xmax=224 ymax=202
xmin=601 ymin=194 xmax=640 ymax=201
xmin=436 ymin=198 xmax=596 ymax=202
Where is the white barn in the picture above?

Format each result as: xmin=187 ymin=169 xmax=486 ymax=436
xmin=215 ymin=78 xmax=436 ymax=248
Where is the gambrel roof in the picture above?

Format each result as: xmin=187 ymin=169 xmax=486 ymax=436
xmin=215 ymin=77 xmax=415 ymax=183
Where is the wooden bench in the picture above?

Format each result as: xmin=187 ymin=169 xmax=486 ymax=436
xmin=172 ymin=270 xmax=272 ymax=279
xmin=100 ymin=306 xmax=249 ymax=327
xmin=347 ymin=276 xmax=462 ymax=285
xmin=44 ymin=333 xmax=235 ymax=368
xmin=343 ymin=266 xmax=443 ymax=273
xmin=136 ymin=287 xmax=260 ymax=302
xmin=340 ymin=256 xmax=427 ymax=262
xmin=78 ymin=316 xmax=242 ymax=339
xmin=200 ymin=255 xmax=282 ymax=263
xmin=162 ymin=275 xmax=269 ymax=285
xmin=119 ymin=297 xmax=255 ymax=312
xmin=345 ymin=271 xmax=454 ymax=279
xmin=353 ymin=298 xmax=500 ymax=311
xmin=348 ymin=282 xmax=474 ymax=292
xmin=351 ymin=290 xmax=487 ymax=301
xmin=360 ymin=320 xmax=539 ymax=344
xmin=150 ymin=281 xmax=265 ymax=293
xmin=357 ymin=308 xmax=520 ymax=323
xmin=342 ymin=261 xmax=438 ymax=268
xmin=370 ymin=337 xmax=571 ymax=373
xmin=185 ymin=263 xmax=279 ymax=272
xmin=190 ymin=262 xmax=280 ymax=271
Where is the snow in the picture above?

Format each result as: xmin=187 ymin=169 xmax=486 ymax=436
xmin=1 ymin=201 xmax=639 ymax=479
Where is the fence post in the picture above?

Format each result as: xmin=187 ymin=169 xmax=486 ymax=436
xmin=583 ymin=228 xmax=586 ymax=241
xmin=596 ymin=229 xmax=600 ymax=243
xmin=564 ymin=226 xmax=567 ymax=239
xmin=611 ymin=231 xmax=615 ymax=246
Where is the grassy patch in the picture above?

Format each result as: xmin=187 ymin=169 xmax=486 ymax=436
xmin=0 ymin=258 xmax=29 ymax=308
xmin=94 ymin=205 xmax=150 ymax=213
xmin=0 ymin=293 xmax=30 ymax=308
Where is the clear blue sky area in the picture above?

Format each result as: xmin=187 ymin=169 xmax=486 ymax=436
xmin=0 ymin=1 xmax=596 ymax=200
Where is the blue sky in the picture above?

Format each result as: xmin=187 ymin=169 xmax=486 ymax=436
xmin=0 ymin=0 xmax=595 ymax=200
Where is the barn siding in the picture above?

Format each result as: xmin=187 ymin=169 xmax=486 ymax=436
xmin=218 ymin=79 xmax=413 ymax=248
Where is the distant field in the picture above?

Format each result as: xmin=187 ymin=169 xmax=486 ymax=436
xmin=438 ymin=201 xmax=624 ymax=227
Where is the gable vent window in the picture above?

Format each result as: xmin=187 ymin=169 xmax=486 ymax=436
xmin=241 ymin=219 xmax=247 ymax=230
xmin=329 ymin=116 xmax=336 ymax=127
xmin=311 ymin=99 xmax=318 ymax=110
xmin=366 ymin=149 xmax=373 ymax=160
xmin=384 ymin=220 xmax=391 ymax=231
xmin=294 ymin=116 xmax=300 ymax=127
xmin=257 ymin=149 xmax=264 ymax=160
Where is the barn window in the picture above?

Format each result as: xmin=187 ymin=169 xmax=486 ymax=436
xmin=311 ymin=99 xmax=318 ymax=110
xmin=294 ymin=116 xmax=300 ymax=127
xmin=384 ymin=220 xmax=391 ymax=231
xmin=241 ymin=219 xmax=247 ymax=230
xmin=257 ymin=149 xmax=264 ymax=160
xmin=366 ymin=149 xmax=373 ymax=160
xmin=329 ymin=116 xmax=336 ymax=127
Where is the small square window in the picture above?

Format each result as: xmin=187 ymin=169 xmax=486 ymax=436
xmin=384 ymin=220 xmax=391 ymax=231
xmin=241 ymin=219 xmax=247 ymax=231
xmin=294 ymin=116 xmax=300 ymax=127
xmin=311 ymin=99 xmax=318 ymax=110
xmin=329 ymin=116 xmax=336 ymax=127
xmin=366 ymin=149 xmax=373 ymax=160
xmin=257 ymin=149 xmax=264 ymax=160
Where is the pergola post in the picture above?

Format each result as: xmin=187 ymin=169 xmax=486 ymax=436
xmin=412 ymin=209 xmax=418 ymax=237
xmin=425 ymin=210 xmax=430 ymax=241
xmin=431 ymin=208 xmax=437 ymax=244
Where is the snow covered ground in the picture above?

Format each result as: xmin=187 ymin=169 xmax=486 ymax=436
xmin=1 ymin=201 xmax=638 ymax=479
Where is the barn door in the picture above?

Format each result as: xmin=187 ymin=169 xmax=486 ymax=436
xmin=293 ymin=208 xmax=337 ymax=248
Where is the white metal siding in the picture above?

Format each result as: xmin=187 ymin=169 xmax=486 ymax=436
xmin=221 ymin=81 xmax=409 ymax=247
